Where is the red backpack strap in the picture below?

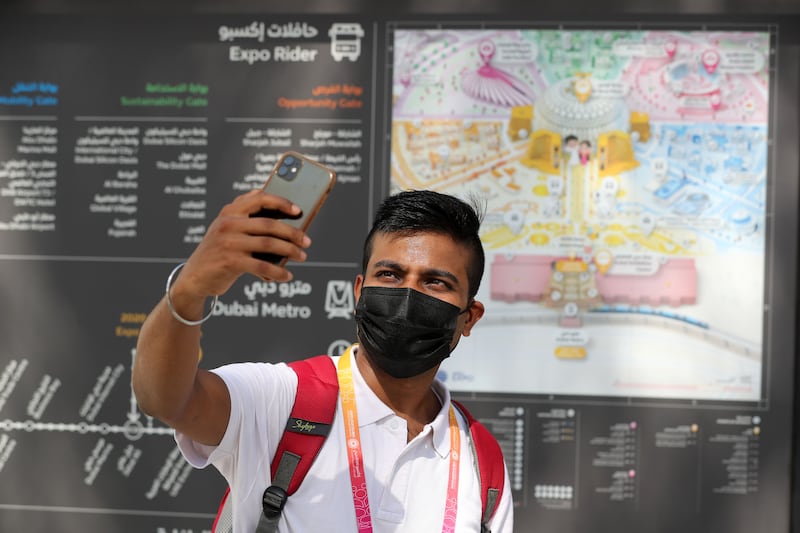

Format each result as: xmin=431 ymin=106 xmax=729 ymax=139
xmin=452 ymin=400 xmax=505 ymax=532
xmin=213 ymin=355 xmax=340 ymax=533
xmin=256 ymin=355 xmax=339 ymax=531
xmin=270 ymin=355 xmax=339 ymax=494
xmin=212 ymin=487 xmax=231 ymax=533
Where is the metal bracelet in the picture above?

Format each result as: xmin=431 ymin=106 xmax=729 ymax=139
xmin=165 ymin=262 xmax=218 ymax=326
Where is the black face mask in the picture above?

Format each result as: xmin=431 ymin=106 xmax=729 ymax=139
xmin=354 ymin=286 xmax=466 ymax=379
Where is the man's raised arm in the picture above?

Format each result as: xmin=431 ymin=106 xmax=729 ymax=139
xmin=132 ymin=190 xmax=311 ymax=445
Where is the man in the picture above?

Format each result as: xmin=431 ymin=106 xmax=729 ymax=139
xmin=133 ymin=188 xmax=514 ymax=532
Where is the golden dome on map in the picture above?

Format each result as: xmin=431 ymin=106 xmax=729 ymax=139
xmin=534 ymin=78 xmax=627 ymax=140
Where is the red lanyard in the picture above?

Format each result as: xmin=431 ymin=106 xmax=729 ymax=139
xmin=337 ymin=346 xmax=461 ymax=532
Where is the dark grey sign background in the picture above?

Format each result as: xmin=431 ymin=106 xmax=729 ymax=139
xmin=0 ymin=7 xmax=798 ymax=533
xmin=0 ymin=14 xmax=373 ymax=532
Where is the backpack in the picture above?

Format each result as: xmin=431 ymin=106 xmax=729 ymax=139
xmin=212 ymin=355 xmax=505 ymax=533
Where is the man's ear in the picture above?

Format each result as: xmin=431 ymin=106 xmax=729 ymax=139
xmin=460 ymin=299 xmax=485 ymax=337
xmin=353 ymin=274 xmax=364 ymax=304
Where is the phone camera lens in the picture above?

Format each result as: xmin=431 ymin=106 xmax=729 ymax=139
xmin=276 ymin=155 xmax=303 ymax=180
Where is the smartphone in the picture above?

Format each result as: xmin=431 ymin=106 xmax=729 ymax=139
xmin=250 ymin=151 xmax=336 ymax=265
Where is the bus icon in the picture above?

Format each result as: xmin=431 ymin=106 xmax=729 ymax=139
xmin=329 ymin=23 xmax=365 ymax=62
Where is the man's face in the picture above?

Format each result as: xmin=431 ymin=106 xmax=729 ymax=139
xmin=354 ymin=231 xmax=484 ymax=342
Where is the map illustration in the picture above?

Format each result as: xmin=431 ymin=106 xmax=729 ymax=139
xmin=390 ymin=28 xmax=770 ymax=400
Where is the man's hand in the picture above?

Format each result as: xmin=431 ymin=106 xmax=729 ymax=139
xmin=132 ymin=190 xmax=312 ymax=446
xmin=174 ymin=190 xmax=312 ymax=307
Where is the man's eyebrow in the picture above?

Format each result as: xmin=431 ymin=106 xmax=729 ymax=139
xmin=371 ymin=260 xmax=461 ymax=286
xmin=425 ymin=268 xmax=461 ymax=286
xmin=372 ymin=259 xmax=405 ymax=271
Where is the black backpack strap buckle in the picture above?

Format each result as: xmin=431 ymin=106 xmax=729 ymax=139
xmin=261 ymin=485 xmax=288 ymax=519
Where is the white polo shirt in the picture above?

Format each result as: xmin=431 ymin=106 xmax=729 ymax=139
xmin=177 ymin=350 xmax=514 ymax=532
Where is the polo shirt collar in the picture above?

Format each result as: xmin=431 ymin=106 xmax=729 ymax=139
xmin=428 ymin=380 xmax=454 ymax=459
xmin=348 ymin=346 xmax=397 ymax=426
xmin=348 ymin=345 xmax=455 ymax=459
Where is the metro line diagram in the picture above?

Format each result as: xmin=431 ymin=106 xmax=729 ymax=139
xmin=0 ymin=348 xmax=173 ymax=439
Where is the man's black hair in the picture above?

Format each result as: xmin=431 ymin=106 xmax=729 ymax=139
xmin=564 ymin=134 xmax=578 ymax=143
xmin=361 ymin=189 xmax=485 ymax=298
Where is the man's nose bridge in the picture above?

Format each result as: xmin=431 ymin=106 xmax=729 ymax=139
xmin=399 ymin=273 xmax=424 ymax=291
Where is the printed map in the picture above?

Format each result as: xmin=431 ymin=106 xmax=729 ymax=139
xmin=390 ymin=29 xmax=770 ymax=400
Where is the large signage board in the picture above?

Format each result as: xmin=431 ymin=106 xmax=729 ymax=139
xmin=0 ymin=13 xmax=796 ymax=533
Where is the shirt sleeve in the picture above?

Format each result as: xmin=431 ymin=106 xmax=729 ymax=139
xmin=175 ymin=361 xmax=298 ymax=491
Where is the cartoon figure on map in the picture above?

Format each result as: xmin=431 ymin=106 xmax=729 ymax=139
xmin=579 ymin=140 xmax=592 ymax=166
xmin=563 ymin=134 xmax=580 ymax=166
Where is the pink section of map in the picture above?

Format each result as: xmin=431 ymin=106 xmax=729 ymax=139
xmin=491 ymin=255 xmax=697 ymax=307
